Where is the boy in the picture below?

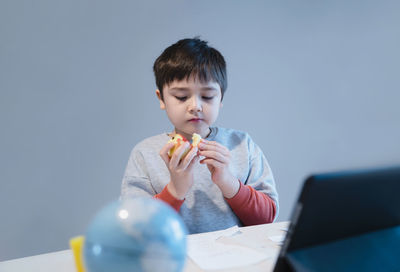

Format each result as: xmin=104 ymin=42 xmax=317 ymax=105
xmin=121 ymin=38 xmax=278 ymax=234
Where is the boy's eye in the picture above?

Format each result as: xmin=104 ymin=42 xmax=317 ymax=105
xmin=202 ymin=96 xmax=214 ymax=100
xmin=175 ymin=96 xmax=187 ymax=101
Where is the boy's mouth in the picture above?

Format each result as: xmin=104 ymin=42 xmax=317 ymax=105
xmin=188 ymin=118 xmax=203 ymax=123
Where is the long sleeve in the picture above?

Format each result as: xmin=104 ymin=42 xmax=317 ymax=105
xmin=222 ymin=131 xmax=279 ymax=225
xmin=121 ymin=136 xmax=185 ymax=213
xmin=226 ymin=181 xmax=276 ymax=225
xmin=154 ymin=185 xmax=185 ymax=212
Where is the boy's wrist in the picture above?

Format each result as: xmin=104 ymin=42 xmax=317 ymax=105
xmin=167 ymin=182 xmax=186 ymax=200
xmin=218 ymin=176 xmax=240 ymax=199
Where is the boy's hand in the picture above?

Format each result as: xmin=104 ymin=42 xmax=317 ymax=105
xmin=160 ymin=141 xmax=199 ymax=200
xmin=198 ymin=140 xmax=240 ymax=198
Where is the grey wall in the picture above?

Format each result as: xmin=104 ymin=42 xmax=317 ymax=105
xmin=1 ymin=0 xmax=399 ymax=261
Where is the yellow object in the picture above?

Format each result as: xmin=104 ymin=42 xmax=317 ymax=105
xmin=168 ymin=134 xmax=189 ymax=158
xmin=192 ymin=133 xmax=202 ymax=147
xmin=168 ymin=133 xmax=202 ymax=158
xmin=69 ymin=236 xmax=86 ymax=272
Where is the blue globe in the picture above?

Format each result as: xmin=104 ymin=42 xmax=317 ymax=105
xmin=83 ymin=197 xmax=188 ymax=272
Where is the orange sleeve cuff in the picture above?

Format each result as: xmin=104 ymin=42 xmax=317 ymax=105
xmin=154 ymin=185 xmax=185 ymax=212
xmin=225 ymin=181 xmax=249 ymax=206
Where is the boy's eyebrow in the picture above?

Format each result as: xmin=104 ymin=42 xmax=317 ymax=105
xmin=200 ymin=87 xmax=218 ymax=92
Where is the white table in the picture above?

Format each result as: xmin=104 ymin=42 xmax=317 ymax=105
xmin=0 ymin=221 xmax=288 ymax=272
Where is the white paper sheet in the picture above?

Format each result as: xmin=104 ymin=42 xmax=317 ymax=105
xmin=268 ymin=234 xmax=286 ymax=245
xmin=187 ymin=226 xmax=268 ymax=270
xmin=280 ymin=225 xmax=289 ymax=232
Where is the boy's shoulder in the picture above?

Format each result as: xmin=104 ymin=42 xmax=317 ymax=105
xmin=212 ymin=127 xmax=253 ymax=145
xmin=213 ymin=127 xmax=251 ymax=139
xmin=132 ymin=133 xmax=170 ymax=152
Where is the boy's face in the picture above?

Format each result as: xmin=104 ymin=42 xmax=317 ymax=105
xmin=156 ymin=77 xmax=223 ymax=140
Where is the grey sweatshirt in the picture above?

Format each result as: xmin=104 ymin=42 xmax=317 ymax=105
xmin=121 ymin=127 xmax=278 ymax=234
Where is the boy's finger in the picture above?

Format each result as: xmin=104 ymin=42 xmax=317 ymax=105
xmin=160 ymin=141 xmax=176 ymax=156
xmin=170 ymin=142 xmax=190 ymax=167
xmin=159 ymin=142 xmax=175 ymax=165
xmin=199 ymin=150 xmax=228 ymax=164
xmin=198 ymin=141 xmax=229 ymax=156
xmin=200 ymin=158 xmax=223 ymax=169
xmin=187 ymin=154 xmax=200 ymax=171
xmin=200 ymin=140 xmax=221 ymax=147
xmin=181 ymin=147 xmax=198 ymax=169
xmin=159 ymin=152 xmax=170 ymax=166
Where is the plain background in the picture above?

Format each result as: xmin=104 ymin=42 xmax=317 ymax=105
xmin=1 ymin=0 xmax=399 ymax=261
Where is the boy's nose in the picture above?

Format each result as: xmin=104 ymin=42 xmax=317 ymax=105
xmin=188 ymin=97 xmax=202 ymax=113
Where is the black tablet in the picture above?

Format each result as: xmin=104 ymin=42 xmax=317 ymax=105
xmin=274 ymin=166 xmax=400 ymax=272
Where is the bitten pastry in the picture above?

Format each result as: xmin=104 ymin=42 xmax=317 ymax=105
xmin=191 ymin=133 xmax=201 ymax=148
xmin=168 ymin=133 xmax=202 ymax=159
xmin=168 ymin=134 xmax=189 ymax=158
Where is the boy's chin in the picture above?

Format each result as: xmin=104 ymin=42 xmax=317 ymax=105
xmin=176 ymin=127 xmax=209 ymax=138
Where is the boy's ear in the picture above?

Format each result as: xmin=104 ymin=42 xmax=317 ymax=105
xmin=156 ymin=89 xmax=166 ymax=110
